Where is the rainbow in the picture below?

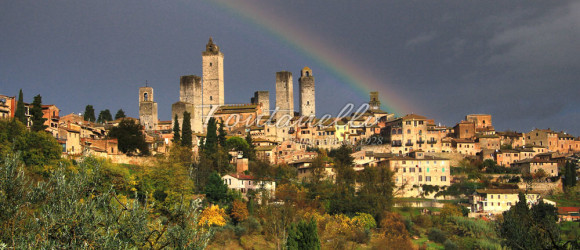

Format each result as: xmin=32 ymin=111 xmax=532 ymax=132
xmin=211 ymin=0 xmax=418 ymax=116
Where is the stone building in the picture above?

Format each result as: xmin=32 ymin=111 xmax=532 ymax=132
xmin=466 ymin=114 xmax=493 ymax=132
xmin=202 ymin=37 xmax=224 ymax=119
xmin=369 ymin=92 xmax=381 ymax=111
xmin=526 ymin=129 xmax=558 ymax=151
xmin=138 ymin=86 xmax=158 ymax=131
xmin=0 ymin=95 xmax=16 ymax=119
xmin=383 ymin=114 xmax=429 ymax=154
xmin=251 ymin=91 xmax=270 ymax=116
xmin=454 ymin=120 xmax=476 ymax=139
xmin=275 ymin=71 xmax=294 ymax=121
xmin=298 ymin=67 xmax=315 ymax=117
xmin=381 ymin=150 xmax=451 ymax=197
xmin=172 ymin=75 xmax=202 ymax=133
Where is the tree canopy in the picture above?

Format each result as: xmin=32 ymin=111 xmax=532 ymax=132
xmin=30 ymin=94 xmax=47 ymax=132
xmin=114 ymin=109 xmax=126 ymax=120
xmin=84 ymin=105 xmax=96 ymax=122
xmin=108 ymin=119 xmax=149 ymax=155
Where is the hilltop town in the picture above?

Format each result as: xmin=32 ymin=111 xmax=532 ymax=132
xmin=1 ymin=38 xmax=579 ymax=249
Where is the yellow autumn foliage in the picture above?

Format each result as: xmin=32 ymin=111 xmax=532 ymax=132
xmin=198 ymin=204 xmax=227 ymax=227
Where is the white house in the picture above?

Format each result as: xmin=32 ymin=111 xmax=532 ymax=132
xmin=222 ymin=174 xmax=276 ymax=200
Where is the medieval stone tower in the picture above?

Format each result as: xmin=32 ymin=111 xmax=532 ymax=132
xmin=275 ymin=71 xmax=294 ymax=120
xmin=202 ymin=37 xmax=224 ymax=120
xmin=369 ymin=91 xmax=381 ymax=111
xmin=172 ymin=75 xmax=202 ymax=133
xmin=299 ymin=67 xmax=315 ymax=117
xmin=251 ymin=91 xmax=270 ymax=116
xmin=139 ymin=86 xmax=158 ymax=131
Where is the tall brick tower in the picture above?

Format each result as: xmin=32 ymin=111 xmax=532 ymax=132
xmin=369 ymin=91 xmax=381 ymax=111
xmin=172 ymin=75 xmax=202 ymax=133
xmin=202 ymin=37 xmax=224 ymax=121
xmin=139 ymin=85 xmax=158 ymax=131
xmin=275 ymin=71 xmax=294 ymax=120
xmin=299 ymin=66 xmax=315 ymax=117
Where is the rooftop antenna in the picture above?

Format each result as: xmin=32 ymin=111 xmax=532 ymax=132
xmin=145 ymin=80 xmax=148 ymax=87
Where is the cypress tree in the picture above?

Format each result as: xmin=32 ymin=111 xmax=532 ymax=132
xmin=217 ymin=120 xmax=227 ymax=148
xmin=114 ymin=109 xmax=126 ymax=120
xmin=30 ymin=94 xmax=47 ymax=132
xmin=287 ymin=219 xmax=321 ymax=250
xmin=245 ymin=132 xmax=256 ymax=161
xmin=204 ymin=117 xmax=218 ymax=155
xmin=14 ymin=89 xmax=26 ymax=124
xmin=564 ymin=161 xmax=577 ymax=190
xmin=173 ymin=114 xmax=181 ymax=144
xmin=84 ymin=105 xmax=96 ymax=122
xmin=181 ymin=111 xmax=192 ymax=148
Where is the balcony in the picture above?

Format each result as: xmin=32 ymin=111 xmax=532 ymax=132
xmin=427 ymin=140 xmax=437 ymax=144
xmin=405 ymin=142 xmax=414 ymax=146
xmin=392 ymin=143 xmax=402 ymax=147
xmin=416 ymin=140 xmax=425 ymax=144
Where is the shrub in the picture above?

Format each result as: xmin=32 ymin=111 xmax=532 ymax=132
xmin=412 ymin=214 xmax=433 ymax=228
xmin=427 ymin=227 xmax=447 ymax=243
xmin=444 ymin=239 xmax=458 ymax=250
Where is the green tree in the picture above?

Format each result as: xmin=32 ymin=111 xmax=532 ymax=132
xmin=84 ymin=105 xmax=96 ymax=122
xmin=357 ymin=164 xmax=395 ymax=219
xmin=108 ymin=119 xmax=149 ymax=155
xmin=14 ymin=130 xmax=61 ymax=166
xmin=30 ymin=94 xmax=47 ymax=132
xmin=245 ymin=131 xmax=256 ymax=161
xmin=0 ymin=119 xmax=27 ymax=160
xmin=217 ymin=120 xmax=227 ymax=148
xmin=14 ymin=89 xmax=26 ymax=124
xmin=114 ymin=109 xmax=126 ymax=120
xmin=97 ymin=109 xmax=113 ymax=123
xmin=564 ymin=161 xmax=577 ymax=191
xmin=498 ymin=193 xmax=577 ymax=249
xmin=287 ymin=219 xmax=321 ymax=250
xmin=204 ymin=117 xmax=218 ymax=155
xmin=181 ymin=111 xmax=192 ymax=148
xmin=173 ymin=114 xmax=181 ymax=144
xmin=204 ymin=171 xmax=229 ymax=205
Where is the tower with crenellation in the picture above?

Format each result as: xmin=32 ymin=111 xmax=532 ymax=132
xmin=275 ymin=71 xmax=294 ymax=121
xmin=202 ymin=37 xmax=224 ymax=121
xmin=139 ymin=86 xmax=158 ymax=131
xmin=172 ymin=75 xmax=202 ymax=133
xmin=299 ymin=66 xmax=315 ymax=117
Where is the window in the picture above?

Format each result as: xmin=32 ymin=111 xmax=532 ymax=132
xmin=210 ymin=96 xmax=213 ymax=101
xmin=441 ymin=176 xmax=446 ymax=181
xmin=144 ymin=93 xmax=149 ymax=101
xmin=419 ymin=176 xmax=422 ymax=181
xmin=427 ymin=168 xmax=429 ymax=172
xmin=426 ymin=176 xmax=431 ymax=182
xmin=210 ymin=62 xmax=213 ymax=66
xmin=410 ymin=168 xmax=415 ymax=173
xmin=507 ymin=202 xmax=512 ymax=206
xmin=407 ymin=129 xmax=411 ymax=134
xmin=491 ymin=195 xmax=493 ymax=199
xmin=403 ymin=168 xmax=406 ymax=173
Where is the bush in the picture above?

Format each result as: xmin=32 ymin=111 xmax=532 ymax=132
xmin=353 ymin=228 xmax=371 ymax=244
xmin=427 ymin=227 xmax=447 ymax=243
xmin=444 ymin=239 xmax=458 ymax=250
xmin=412 ymin=214 xmax=433 ymax=228
xmin=234 ymin=224 xmax=248 ymax=237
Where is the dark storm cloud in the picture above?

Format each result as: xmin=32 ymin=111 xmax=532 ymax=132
xmin=0 ymin=1 xmax=578 ymax=135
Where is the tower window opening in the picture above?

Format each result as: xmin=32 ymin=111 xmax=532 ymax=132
xmin=307 ymin=101 xmax=309 ymax=105
xmin=210 ymin=96 xmax=213 ymax=101
xmin=144 ymin=93 xmax=148 ymax=101
xmin=210 ymin=62 xmax=213 ymax=66
xmin=306 ymin=71 xmax=310 ymax=77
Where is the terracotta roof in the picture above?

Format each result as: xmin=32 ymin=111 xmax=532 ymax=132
xmin=475 ymin=189 xmax=538 ymax=194
xmin=558 ymin=207 xmax=580 ymax=214
xmin=226 ymin=174 xmax=257 ymax=180
xmin=401 ymin=114 xmax=427 ymax=120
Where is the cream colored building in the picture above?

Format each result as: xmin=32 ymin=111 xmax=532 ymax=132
xmin=380 ymin=151 xmax=451 ymax=197
xmin=222 ymin=174 xmax=276 ymax=200
xmin=470 ymin=189 xmax=541 ymax=214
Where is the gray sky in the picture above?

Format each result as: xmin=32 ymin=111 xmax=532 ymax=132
xmin=1 ymin=0 xmax=579 ymax=135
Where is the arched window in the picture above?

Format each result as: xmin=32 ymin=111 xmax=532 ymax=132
xmin=398 ymin=129 xmax=402 ymax=134
xmin=144 ymin=93 xmax=148 ymax=101
xmin=392 ymin=129 xmax=396 ymax=134
xmin=306 ymin=71 xmax=310 ymax=76
xmin=407 ymin=129 xmax=411 ymax=134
